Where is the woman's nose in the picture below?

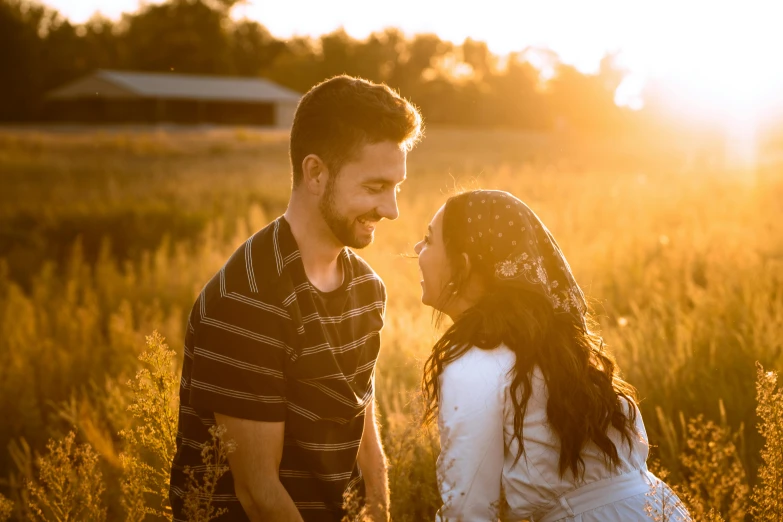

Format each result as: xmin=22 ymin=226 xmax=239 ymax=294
xmin=413 ymin=241 xmax=423 ymax=255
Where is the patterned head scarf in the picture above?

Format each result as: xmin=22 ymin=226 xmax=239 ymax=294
xmin=460 ymin=190 xmax=587 ymax=326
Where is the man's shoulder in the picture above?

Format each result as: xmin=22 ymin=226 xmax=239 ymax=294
xmin=192 ymin=220 xmax=291 ymax=335
xmin=219 ymin=219 xmax=281 ymax=299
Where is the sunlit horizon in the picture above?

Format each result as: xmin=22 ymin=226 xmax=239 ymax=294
xmin=41 ymin=0 xmax=783 ymax=126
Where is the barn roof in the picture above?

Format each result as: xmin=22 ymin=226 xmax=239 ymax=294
xmin=47 ymin=70 xmax=302 ymax=103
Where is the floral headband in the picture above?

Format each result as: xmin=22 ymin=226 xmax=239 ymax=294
xmin=461 ymin=190 xmax=587 ymax=325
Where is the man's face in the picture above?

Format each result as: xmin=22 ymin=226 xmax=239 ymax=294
xmin=319 ymin=141 xmax=407 ymax=249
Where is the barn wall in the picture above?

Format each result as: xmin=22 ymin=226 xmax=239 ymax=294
xmin=43 ymin=99 xmax=279 ymax=125
xmin=275 ymin=102 xmax=297 ymax=129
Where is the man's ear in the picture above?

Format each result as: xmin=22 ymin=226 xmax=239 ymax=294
xmin=301 ymin=154 xmax=329 ymax=196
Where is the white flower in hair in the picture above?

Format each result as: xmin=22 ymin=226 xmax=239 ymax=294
xmin=569 ymin=287 xmax=584 ymax=312
xmin=496 ymin=259 xmax=519 ymax=278
xmin=559 ymin=294 xmax=571 ymax=312
xmin=536 ymin=261 xmax=548 ymax=285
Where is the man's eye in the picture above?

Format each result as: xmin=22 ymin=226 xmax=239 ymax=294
xmin=366 ymin=185 xmax=384 ymax=194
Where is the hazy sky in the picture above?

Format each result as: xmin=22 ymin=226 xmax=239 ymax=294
xmin=43 ymin=0 xmax=783 ymax=117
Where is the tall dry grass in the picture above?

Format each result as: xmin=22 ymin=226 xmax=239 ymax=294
xmin=0 ymin=127 xmax=781 ymax=520
xmin=749 ymin=364 xmax=783 ymax=521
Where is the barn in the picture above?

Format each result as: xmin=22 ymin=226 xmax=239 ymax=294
xmin=45 ymin=70 xmax=301 ymax=127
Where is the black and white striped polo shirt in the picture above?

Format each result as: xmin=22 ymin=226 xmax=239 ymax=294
xmin=170 ymin=216 xmax=386 ymax=521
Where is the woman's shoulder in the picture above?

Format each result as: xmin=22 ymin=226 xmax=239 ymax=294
xmin=439 ymin=345 xmax=516 ymax=420
xmin=442 ymin=344 xmax=516 ymax=382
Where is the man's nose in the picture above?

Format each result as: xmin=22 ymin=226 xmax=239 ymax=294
xmin=377 ymin=190 xmax=400 ymax=221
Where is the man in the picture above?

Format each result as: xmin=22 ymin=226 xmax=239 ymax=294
xmin=169 ymin=75 xmax=423 ymax=521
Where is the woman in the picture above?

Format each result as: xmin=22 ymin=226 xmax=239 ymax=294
xmin=414 ymin=190 xmax=690 ymax=521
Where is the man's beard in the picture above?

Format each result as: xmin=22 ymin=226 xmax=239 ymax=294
xmin=319 ymin=177 xmax=378 ymax=249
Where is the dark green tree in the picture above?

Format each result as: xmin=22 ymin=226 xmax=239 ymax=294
xmin=120 ymin=0 xmax=234 ymax=74
xmin=0 ymin=0 xmax=47 ymax=119
xmin=229 ymin=18 xmax=284 ymax=76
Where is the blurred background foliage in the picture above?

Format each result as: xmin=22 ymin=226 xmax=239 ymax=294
xmin=2 ymin=0 xmax=685 ymax=135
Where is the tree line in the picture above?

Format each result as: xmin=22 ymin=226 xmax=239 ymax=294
xmin=2 ymin=0 xmax=644 ymax=132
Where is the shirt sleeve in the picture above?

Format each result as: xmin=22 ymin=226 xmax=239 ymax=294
xmin=380 ymin=279 xmax=388 ymax=320
xmin=436 ymin=347 xmax=511 ymax=522
xmin=188 ymin=290 xmax=289 ymax=422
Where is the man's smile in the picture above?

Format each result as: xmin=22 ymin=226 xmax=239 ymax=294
xmin=357 ymin=217 xmax=378 ymax=232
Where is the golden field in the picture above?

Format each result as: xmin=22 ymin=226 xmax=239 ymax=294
xmin=0 ymin=127 xmax=781 ymax=521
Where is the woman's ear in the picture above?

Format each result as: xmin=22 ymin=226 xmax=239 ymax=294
xmin=461 ymin=252 xmax=472 ymax=277
xmin=450 ymin=253 xmax=472 ymax=291
xmin=459 ymin=253 xmax=486 ymax=299
xmin=301 ymin=154 xmax=328 ymax=195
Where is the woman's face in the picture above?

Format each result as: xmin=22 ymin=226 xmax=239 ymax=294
xmin=414 ymin=204 xmax=452 ymax=309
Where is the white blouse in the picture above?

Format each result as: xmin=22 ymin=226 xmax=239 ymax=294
xmin=435 ymin=344 xmax=690 ymax=522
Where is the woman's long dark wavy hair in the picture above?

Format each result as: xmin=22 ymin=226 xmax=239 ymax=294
xmin=422 ymin=192 xmax=640 ymax=480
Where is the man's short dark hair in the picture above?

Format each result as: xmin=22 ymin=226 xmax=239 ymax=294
xmin=290 ymin=75 xmax=423 ymax=187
